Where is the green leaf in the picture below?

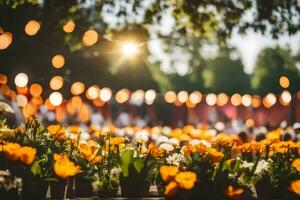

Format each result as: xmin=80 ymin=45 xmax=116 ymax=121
xmin=120 ymin=150 xmax=134 ymax=177
xmin=31 ymin=161 xmax=41 ymax=176
xmin=133 ymin=157 xmax=144 ymax=173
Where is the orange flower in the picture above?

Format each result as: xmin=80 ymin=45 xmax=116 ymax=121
xmin=47 ymin=125 xmax=66 ymax=140
xmin=90 ymin=155 xmax=102 ymax=164
xmin=19 ymin=146 xmax=37 ymax=165
xmin=14 ymin=127 xmax=25 ymax=135
xmin=225 ymin=185 xmax=244 ymax=199
xmin=79 ymin=144 xmax=93 ymax=160
xmin=207 ymin=148 xmax=224 ymax=163
xmin=292 ymin=159 xmax=300 ymax=172
xmin=2 ymin=143 xmax=21 ymax=161
xmin=164 ymin=181 xmax=180 ymax=197
xmin=290 ymin=180 xmax=300 ymax=196
xmin=175 ymin=171 xmax=197 ymax=190
xmin=149 ymin=143 xmax=165 ymax=157
xmin=53 ymin=153 xmax=80 ymax=179
xmin=110 ymin=137 xmax=126 ymax=145
xmin=160 ymin=165 xmax=179 ymax=182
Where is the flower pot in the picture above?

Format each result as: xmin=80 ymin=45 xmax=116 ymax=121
xmin=120 ymin=177 xmax=150 ymax=197
xmin=50 ymin=179 xmax=68 ymax=199
xmin=21 ymin=178 xmax=48 ymax=200
xmin=74 ymin=176 xmax=94 ymax=197
xmin=98 ymin=188 xmax=118 ymax=198
xmin=0 ymin=189 xmax=20 ymax=200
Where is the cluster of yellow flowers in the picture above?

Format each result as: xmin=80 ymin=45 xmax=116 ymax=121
xmin=0 ymin=142 xmax=36 ymax=165
xmin=53 ymin=153 xmax=81 ymax=179
xmin=160 ymin=165 xmax=197 ymax=197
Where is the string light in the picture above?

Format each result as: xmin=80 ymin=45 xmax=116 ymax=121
xmin=86 ymin=85 xmax=100 ymax=100
xmin=241 ymin=94 xmax=252 ymax=107
xmin=0 ymin=32 xmax=13 ymax=49
xmin=52 ymin=54 xmax=65 ymax=69
xmin=279 ymin=76 xmax=289 ymax=88
xmin=16 ymin=94 xmax=28 ymax=107
xmin=0 ymin=73 xmax=8 ymax=84
xmin=14 ymin=73 xmax=28 ymax=87
xmin=263 ymin=93 xmax=276 ymax=108
xmin=130 ymin=90 xmax=144 ymax=105
xmin=231 ymin=93 xmax=242 ymax=106
xmin=177 ymin=90 xmax=188 ymax=103
xmin=145 ymin=89 xmax=156 ymax=105
xmin=82 ymin=30 xmax=98 ymax=46
xmin=206 ymin=93 xmax=217 ymax=106
xmin=29 ymin=83 xmax=42 ymax=97
xmin=50 ymin=76 xmax=64 ymax=90
xmin=63 ymin=20 xmax=75 ymax=33
xmin=71 ymin=82 xmax=85 ymax=95
xmin=252 ymin=95 xmax=261 ymax=108
xmin=99 ymin=87 xmax=112 ymax=102
xmin=217 ymin=93 xmax=228 ymax=106
xmin=189 ymin=91 xmax=202 ymax=104
xmin=164 ymin=91 xmax=177 ymax=103
xmin=280 ymin=90 xmax=291 ymax=106
xmin=115 ymin=88 xmax=130 ymax=104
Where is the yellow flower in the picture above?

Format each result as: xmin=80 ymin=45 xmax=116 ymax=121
xmin=47 ymin=125 xmax=66 ymax=140
xmin=160 ymin=165 xmax=179 ymax=182
xmin=68 ymin=125 xmax=81 ymax=134
xmin=290 ymin=180 xmax=300 ymax=196
xmin=14 ymin=127 xmax=25 ymax=135
xmin=149 ymin=143 xmax=165 ymax=158
xmin=19 ymin=146 xmax=37 ymax=165
xmin=53 ymin=153 xmax=80 ymax=179
xmin=2 ymin=143 xmax=21 ymax=161
xmin=225 ymin=185 xmax=244 ymax=199
xmin=79 ymin=144 xmax=93 ymax=160
xmin=292 ymin=159 xmax=300 ymax=172
xmin=90 ymin=155 xmax=102 ymax=164
xmin=110 ymin=137 xmax=126 ymax=145
xmin=175 ymin=171 xmax=197 ymax=190
xmin=164 ymin=181 xmax=179 ymax=197
xmin=207 ymin=148 xmax=224 ymax=163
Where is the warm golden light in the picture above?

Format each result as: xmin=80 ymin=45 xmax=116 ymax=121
xmin=45 ymin=98 xmax=55 ymax=110
xmin=99 ymin=87 xmax=112 ymax=102
xmin=49 ymin=91 xmax=63 ymax=106
xmin=121 ymin=42 xmax=139 ymax=57
xmin=70 ymin=95 xmax=82 ymax=109
xmin=63 ymin=20 xmax=75 ymax=33
xmin=130 ymin=90 xmax=145 ymax=105
xmin=177 ymin=90 xmax=188 ymax=103
xmin=279 ymin=76 xmax=289 ymax=88
xmin=86 ymin=85 xmax=99 ymax=100
xmin=263 ymin=93 xmax=276 ymax=108
xmin=0 ymin=32 xmax=13 ymax=50
xmin=51 ymin=54 xmax=65 ymax=69
xmin=50 ymin=76 xmax=64 ymax=90
xmin=82 ymin=30 xmax=98 ymax=46
xmin=252 ymin=95 xmax=261 ymax=108
xmin=71 ymin=81 xmax=85 ymax=95
xmin=280 ymin=90 xmax=291 ymax=106
xmin=0 ymin=73 xmax=8 ymax=84
xmin=15 ymin=73 xmax=28 ymax=87
xmin=189 ymin=91 xmax=202 ymax=104
xmin=115 ymin=89 xmax=130 ymax=104
xmin=241 ymin=94 xmax=252 ymax=107
xmin=29 ymin=83 xmax=42 ymax=97
xmin=245 ymin=119 xmax=254 ymax=127
xmin=16 ymin=94 xmax=28 ymax=107
xmin=231 ymin=93 xmax=242 ymax=106
xmin=217 ymin=93 xmax=228 ymax=106
xmin=206 ymin=93 xmax=217 ymax=106
xmin=25 ymin=20 xmax=40 ymax=36
xmin=145 ymin=89 xmax=156 ymax=105
xmin=164 ymin=91 xmax=177 ymax=103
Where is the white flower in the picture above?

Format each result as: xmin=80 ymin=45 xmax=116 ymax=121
xmin=110 ymin=167 xmax=121 ymax=178
xmin=240 ymin=161 xmax=254 ymax=169
xmin=254 ymin=160 xmax=270 ymax=175
xmin=166 ymin=153 xmax=186 ymax=166
xmin=168 ymin=138 xmax=180 ymax=146
xmin=156 ymin=136 xmax=169 ymax=145
xmin=0 ymin=102 xmax=14 ymax=113
xmin=134 ymin=130 xmax=149 ymax=143
xmin=159 ymin=143 xmax=174 ymax=152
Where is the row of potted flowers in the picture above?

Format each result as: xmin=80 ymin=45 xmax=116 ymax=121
xmin=0 ymin=107 xmax=299 ymax=199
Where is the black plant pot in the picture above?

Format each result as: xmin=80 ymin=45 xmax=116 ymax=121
xmin=98 ymin=188 xmax=118 ymax=198
xmin=50 ymin=179 xmax=67 ymax=199
xmin=120 ymin=178 xmax=150 ymax=197
xmin=21 ymin=178 xmax=48 ymax=200
xmin=255 ymin=180 xmax=285 ymax=200
xmin=0 ymin=189 xmax=20 ymax=200
xmin=74 ymin=176 xmax=94 ymax=197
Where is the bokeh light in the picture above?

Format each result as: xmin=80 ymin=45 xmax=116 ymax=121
xmin=241 ymin=94 xmax=252 ymax=107
xmin=231 ymin=93 xmax=242 ymax=106
xmin=279 ymin=90 xmax=291 ymax=106
xmin=263 ymin=93 xmax=276 ymax=108
xmin=51 ymin=54 xmax=65 ymax=69
xmin=63 ymin=20 xmax=75 ymax=33
xmin=29 ymin=83 xmax=42 ymax=97
xmin=70 ymin=95 xmax=82 ymax=109
xmin=0 ymin=73 xmax=8 ymax=84
xmin=24 ymin=20 xmax=40 ymax=36
xmin=99 ymin=87 xmax=112 ymax=102
xmin=71 ymin=82 xmax=85 ymax=95
xmin=217 ymin=93 xmax=228 ymax=106
xmin=130 ymin=90 xmax=144 ymax=105
xmin=49 ymin=91 xmax=63 ymax=106
xmin=206 ymin=93 xmax=217 ymax=106
xmin=0 ymin=32 xmax=13 ymax=50
xmin=115 ymin=88 xmax=130 ymax=104
xmin=82 ymin=30 xmax=98 ymax=46
xmin=86 ymin=85 xmax=100 ymax=100
xmin=145 ymin=89 xmax=156 ymax=105
xmin=177 ymin=90 xmax=188 ymax=103
xmin=121 ymin=42 xmax=139 ymax=57
xmin=189 ymin=91 xmax=202 ymax=104
xmin=279 ymin=76 xmax=290 ymax=88
xmin=16 ymin=94 xmax=28 ymax=107
xmin=50 ymin=76 xmax=64 ymax=90
xmin=252 ymin=95 xmax=261 ymax=108
xmin=164 ymin=91 xmax=177 ymax=103
xmin=14 ymin=73 xmax=28 ymax=87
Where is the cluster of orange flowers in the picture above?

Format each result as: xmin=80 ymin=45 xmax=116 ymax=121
xmin=0 ymin=142 xmax=37 ymax=165
xmin=78 ymin=143 xmax=102 ymax=164
xmin=53 ymin=153 xmax=81 ymax=179
xmin=160 ymin=166 xmax=197 ymax=197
